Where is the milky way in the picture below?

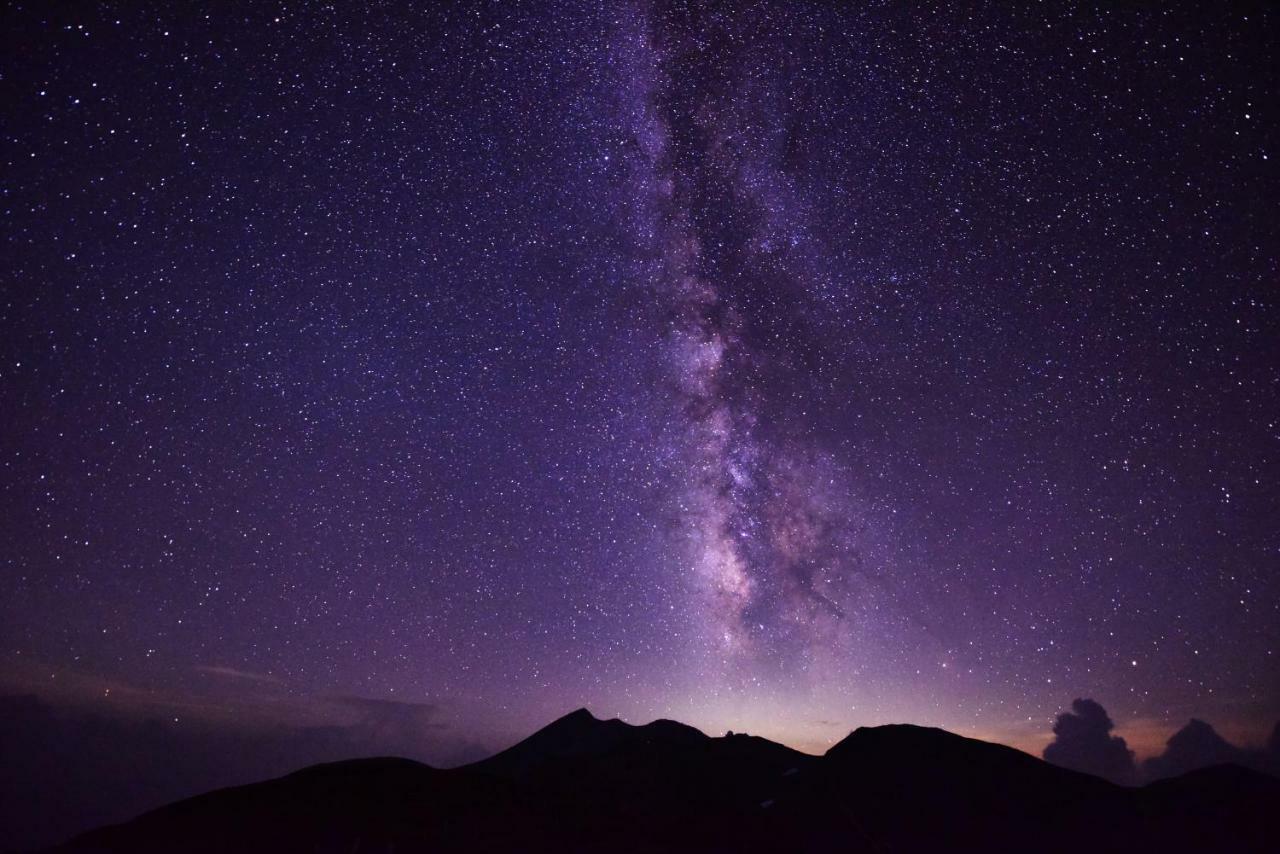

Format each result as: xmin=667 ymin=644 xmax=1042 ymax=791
xmin=1 ymin=0 xmax=1277 ymax=792
xmin=610 ymin=7 xmax=890 ymax=675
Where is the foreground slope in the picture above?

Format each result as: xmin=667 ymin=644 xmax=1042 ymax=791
xmin=49 ymin=711 xmax=1279 ymax=853
xmin=781 ymin=724 xmax=1277 ymax=852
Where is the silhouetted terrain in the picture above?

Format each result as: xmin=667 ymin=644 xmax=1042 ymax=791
xmin=43 ymin=710 xmax=1279 ymax=853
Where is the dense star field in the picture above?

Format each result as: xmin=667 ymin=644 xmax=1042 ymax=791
xmin=1 ymin=0 xmax=1277 ymax=807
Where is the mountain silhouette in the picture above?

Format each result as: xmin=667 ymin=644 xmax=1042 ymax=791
xmin=471 ymin=707 xmax=713 ymax=777
xmin=44 ymin=711 xmax=1278 ymax=853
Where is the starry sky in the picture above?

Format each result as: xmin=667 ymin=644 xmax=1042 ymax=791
xmin=2 ymin=0 xmax=1277 ymax=767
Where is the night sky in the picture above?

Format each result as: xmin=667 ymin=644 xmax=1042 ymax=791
xmin=2 ymin=0 xmax=1277 ymax=775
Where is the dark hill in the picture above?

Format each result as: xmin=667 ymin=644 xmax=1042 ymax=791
xmin=471 ymin=707 xmax=711 ymax=778
xmin=50 ymin=757 xmax=540 ymax=854
xmin=46 ymin=713 xmax=1279 ymax=854
xmin=468 ymin=708 xmax=813 ymax=851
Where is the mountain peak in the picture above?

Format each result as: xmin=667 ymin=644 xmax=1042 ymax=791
xmin=826 ymin=722 xmax=957 ymax=758
xmin=826 ymin=722 xmax=1054 ymax=772
xmin=473 ymin=710 xmax=707 ymax=779
xmin=553 ymin=707 xmax=598 ymax=726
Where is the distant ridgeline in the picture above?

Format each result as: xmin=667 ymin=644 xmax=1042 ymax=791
xmin=49 ymin=709 xmax=1279 ymax=853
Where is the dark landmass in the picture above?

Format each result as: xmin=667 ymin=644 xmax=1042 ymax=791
xmin=40 ymin=709 xmax=1280 ymax=853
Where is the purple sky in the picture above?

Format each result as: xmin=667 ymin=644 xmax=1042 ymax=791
xmin=2 ymin=1 xmax=1276 ymax=769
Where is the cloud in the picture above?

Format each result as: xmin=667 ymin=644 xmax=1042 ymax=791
xmin=325 ymin=695 xmax=449 ymax=749
xmin=1042 ymin=698 xmax=1137 ymax=785
xmin=195 ymin=665 xmax=284 ymax=684
xmin=1143 ymin=718 xmax=1280 ymax=781
xmin=1143 ymin=719 xmax=1242 ymax=780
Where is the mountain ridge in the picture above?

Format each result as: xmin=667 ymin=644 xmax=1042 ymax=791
xmin=43 ymin=709 xmax=1279 ymax=853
